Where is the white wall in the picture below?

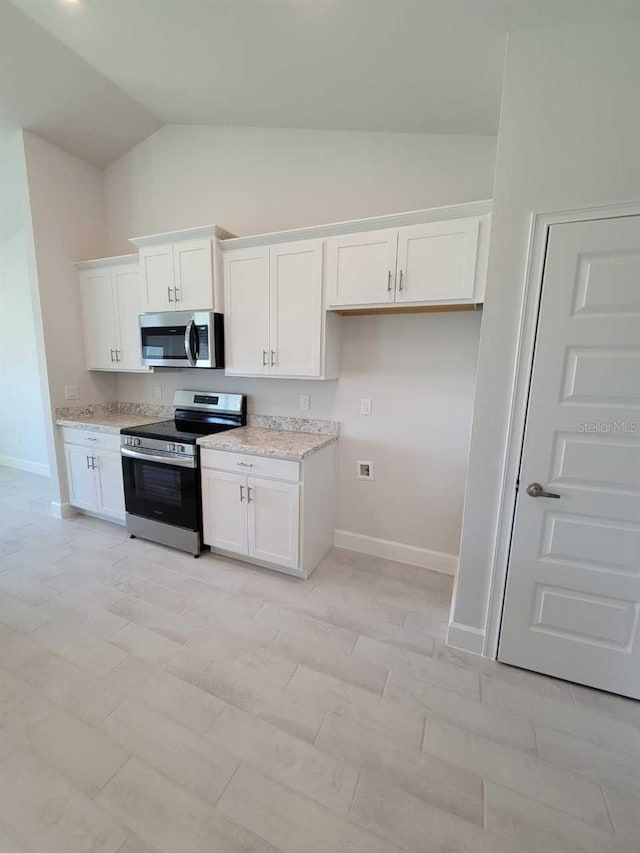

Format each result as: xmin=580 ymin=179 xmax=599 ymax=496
xmin=450 ymin=21 xmax=640 ymax=651
xmin=106 ymin=125 xmax=495 ymax=564
xmin=0 ymin=229 xmax=49 ymax=474
xmin=0 ymin=128 xmax=49 ymax=476
xmin=22 ymin=131 xmax=118 ymax=507
xmin=105 ymin=125 xmax=495 ymax=251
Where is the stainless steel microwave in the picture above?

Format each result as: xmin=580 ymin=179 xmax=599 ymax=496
xmin=139 ymin=311 xmax=224 ymax=368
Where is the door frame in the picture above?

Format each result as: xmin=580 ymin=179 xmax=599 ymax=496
xmin=484 ymin=199 xmax=640 ymax=660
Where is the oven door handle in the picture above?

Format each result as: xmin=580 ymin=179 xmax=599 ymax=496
xmin=121 ymin=446 xmax=197 ymax=469
xmin=184 ymin=319 xmax=197 ymax=367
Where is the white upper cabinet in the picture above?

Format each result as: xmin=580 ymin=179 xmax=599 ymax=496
xmin=78 ymin=256 xmax=149 ymax=372
xmin=322 ymin=203 xmax=491 ymax=310
xmin=173 ymin=238 xmax=215 ymax=310
xmin=113 ymin=264 xmax=147 ymax=370
xmin=139 ymin=243 xmax=174 ymax=312
xmin=325 ymin=229 xmax=398 ymax=307
xmin=223 ymin=238 xmax=336 ymax=379
xmin=396 ymin=217 xmax=480 ymax=303
xmin=79 ymin=268 xmax=118 ymax=370
xmin=223 ymin=246 xmax=270 ymax=376
xmin=130 ymin=225 xmax=232 ymax=313
xmin=140 ymin=239 xmax=214 ymax=312
xmin=269 ymin=240 xmax=323 ymax=377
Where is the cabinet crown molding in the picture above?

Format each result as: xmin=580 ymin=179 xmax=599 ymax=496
xmin=219 ymin=199 xmax=493 ymax=251
xmin=129 ymin=223 xmax=235 ymax=248
xmin=75 ymin=253 xmax=138 ymax=270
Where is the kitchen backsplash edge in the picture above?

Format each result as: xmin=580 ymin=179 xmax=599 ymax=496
xmin=54 ymin=404 xmax=339 ymax=436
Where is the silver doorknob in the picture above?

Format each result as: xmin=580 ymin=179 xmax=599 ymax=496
xmin=526 ymin=482 xmax=561 ymax=499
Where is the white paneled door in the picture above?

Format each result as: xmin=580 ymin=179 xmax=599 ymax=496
xmin=499 ymin=215 xmax=640 ymax=699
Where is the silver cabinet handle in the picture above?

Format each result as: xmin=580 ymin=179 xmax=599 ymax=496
xmin=270 ymin=350 xmax=276 ymax=367
xmin=110 ymin=348 xmax=115 ymax=362
xmin=237 ymin=461 xmax=253 ymax=468
xmin=167 ymin=286 xmax=173 ymax=303
xmin=262 ymin=349 xmax=268 ymax=367
xmin=247 ymin=486 xmax=253 ymax=504
xmin=239 ymin=484 xmax=245 ymax=502
xmin=91 ymin=456 xmax=97 ymax=470
xmin=85 ymin=437 xmax=97 ymax=442
xmin=387 ymin=270 xmax=392 ymax=292
xmin=174 ymin=287 xmax=180 ymax=302
xmin=398 ymin=270 xmax=404 ymax=291
xmin=86 ymin=454 xmax=91 ymax=469
xmin=526 ymin=482 xmax=561 ymax=499
xmin=115 ymin=349 xmax=121 ymax=362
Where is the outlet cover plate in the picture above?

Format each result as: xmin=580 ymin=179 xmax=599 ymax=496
xmin=64 ymin=385 xmax=80 ymax=401
xmin=357 ymin=460 xmax=374 ymax=480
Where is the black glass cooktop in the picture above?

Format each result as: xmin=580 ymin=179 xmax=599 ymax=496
xmin=120 ymin=419 xmax=238 ymax=445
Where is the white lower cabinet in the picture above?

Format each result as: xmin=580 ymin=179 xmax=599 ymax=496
xmin=201 ymin=444 xmax=335 ymax=578
xmin=248 ymin=478 xmax=299 ymax=570
xmin=63 ymin=430 xmax=125 ymax=522
xmin=202 ymin=469 xmax=249 ymax=556
xmin=65 ymin=444 xmax=98 ymax=511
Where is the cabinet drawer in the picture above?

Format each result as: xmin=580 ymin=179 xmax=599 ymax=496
xmin=61 ymin=428 xmax=121 ymax=453
xmin=200 ymin=448 xmax=300 ymax=483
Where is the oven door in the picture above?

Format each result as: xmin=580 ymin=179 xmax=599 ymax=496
xmin=139 ymin=311 xmax=217 ymax=368
xmin=121 ymin=448 xmax=200 ymax=531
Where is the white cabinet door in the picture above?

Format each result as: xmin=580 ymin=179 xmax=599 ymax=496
xmin=201 ymin=469 xmax=248 ymax=556
xmin=223 ymin=247 xmax=270 ymax=376
xmin=113 ymin=264 xmax=147 ymax=371
xmin=269 ymin=240 xmax=323 ymax=377
xmin=79 ymin=269 xmax=118 ymax=369
xmin=248 ymin=478 xmax=299 ymax=570
xmin=325 ymin=229 xmax=398 ymax=307
xmin=65 ymin=444 xmax=97 ymax=511
xmin=140 ymin=243 xmax=174 ymax=312
xmin=94 ymin=450 xmax=125 ymax=520
xmin=173 ymin=238 xmax=213 ymax=310
xmin=396 ymin=217 xmax=480 ymax=303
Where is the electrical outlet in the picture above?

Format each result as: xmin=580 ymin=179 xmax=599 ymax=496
xmin=357 ymin=460 xmax=374 ymax=480
xmin=64 ymin=385 xmax=80 ymax=401
xmin=360 ymin=398 xmax=372 ymax=416
xmin=154 ymin=385 xmax=163 ymax=400
xmin=300 ymin=394 xmax=310 ymax=412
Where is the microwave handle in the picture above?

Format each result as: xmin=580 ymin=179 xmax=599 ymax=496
xmin=184 ymin=319 xmax=197 ymax=366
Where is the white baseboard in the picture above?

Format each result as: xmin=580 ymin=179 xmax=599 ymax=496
xmin=446 ymin=621 xmax=485 ymax=655
xmin=50 ymin=501 xmax=77 ymax=520
xmin=333 ymin=529 xmax=457 ymax=575
xmin=0 ymin=454 xmax=50 ymax=477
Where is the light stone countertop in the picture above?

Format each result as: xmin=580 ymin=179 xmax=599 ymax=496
xmin=56 ymin=413 xmax=163 ymax=434
xmin=197 ymin=426 xmax=337 ymax=461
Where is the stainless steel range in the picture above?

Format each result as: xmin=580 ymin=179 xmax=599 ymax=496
xmin=120 ymin=390 xmax=246 ymax=556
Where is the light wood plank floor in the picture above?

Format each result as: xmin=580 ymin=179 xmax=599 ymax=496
xmin=0 ymin=466 xmax=638 ymax=852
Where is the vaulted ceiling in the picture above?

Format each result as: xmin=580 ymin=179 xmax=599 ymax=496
xmin=2 ymin=0 xmax=638 ymax=168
